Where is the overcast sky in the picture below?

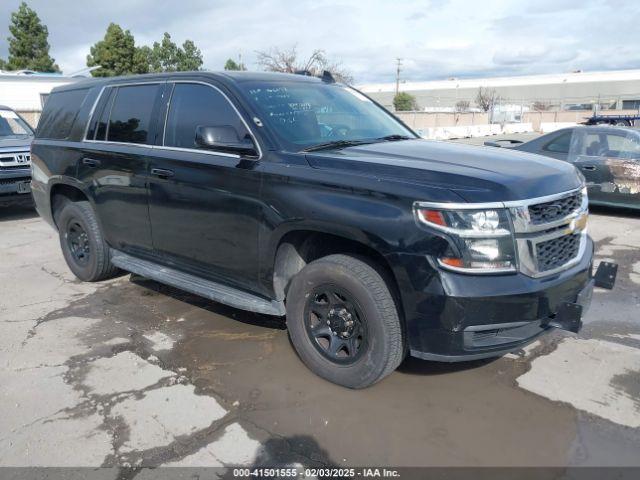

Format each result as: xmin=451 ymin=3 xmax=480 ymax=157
xmin=0 ymin=0 xmax=638 ymax=84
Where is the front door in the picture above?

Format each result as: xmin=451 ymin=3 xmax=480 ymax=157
xmin=147 ymin=81 xmax=264 ymax=292
xmin=78 ymin=83 xmax=164 ymax=255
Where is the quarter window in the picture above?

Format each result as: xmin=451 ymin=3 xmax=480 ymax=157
xmin=37 ymin=88 xmax=90 ymax=140
xmin=164 ymin=83 xmax=249 ymax=150
xmin=544 ymin=131 xmax=572 ymax=153
xmin=107 ymin=84 xmax=161 ymax=144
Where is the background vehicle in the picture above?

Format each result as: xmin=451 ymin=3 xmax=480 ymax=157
xmin=30 ymin=72 xmax=614 ymax=388
xmin=0 ymin=105 xmax=33 ymax=206
xmin=583 ymin=113 xmax=640 ymax=126
xmin=484 ymin=126 xmax=640 ymax=210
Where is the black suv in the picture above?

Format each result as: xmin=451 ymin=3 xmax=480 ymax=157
xmin=1 ymin=105 xmax=33 ymax=205
xmin=31 ymin=72 xmax=613 ymax=388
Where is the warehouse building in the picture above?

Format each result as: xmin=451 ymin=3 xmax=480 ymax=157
xmin=358 ymin=69 xmax=640 ymax=112
xmin=0 ymin=71 xmax=81 ymax=127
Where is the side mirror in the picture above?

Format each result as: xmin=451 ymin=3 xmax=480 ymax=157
xmin=195 ymin=125 xmax=258 ymax=157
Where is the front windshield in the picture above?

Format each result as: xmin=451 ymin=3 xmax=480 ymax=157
xmin=0 ymin=110 xmax=34 ymax=138
xmin=239 ymin=81 xmax=416 ymax=151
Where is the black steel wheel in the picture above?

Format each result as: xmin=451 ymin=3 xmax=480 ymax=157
xmin=286 ymin=254 xmax=405 ymax=388
xmin=304 ymin=285 xmax=367 ymax=364
xmin=65 ymin=220 xmax=91 ymax=266
xmin=56 ymin=200 xmax=120 ymax=282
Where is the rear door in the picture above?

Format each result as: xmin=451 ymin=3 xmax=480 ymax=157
xmin=568 ymin=130 xmax=611 ymax=204
xmin=595 ymin=130 xmax=640 ymax=207
xmin=79 ymin=82 xmax=164 ymax=255
xmin=146 ymin=81 xmax=264 ymax=292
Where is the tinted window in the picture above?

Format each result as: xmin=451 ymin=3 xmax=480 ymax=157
xmin=107 ymin=84 xmax=160 ymax=144
xmin=36 ymin=88 xmax=90 ymax=139
xmin=86 ymin=87 xmax=114 ymax=140
xmin=544 ymin=131 xmax=572 ymax=153
xmin=164 ymin=83 xmax=249 ymax=149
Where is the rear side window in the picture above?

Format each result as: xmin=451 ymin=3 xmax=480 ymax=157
xmin=164 ymin=83 xmax=249 ymax=149
xmin=107 ymin=84 xmax=161 ymax=144
xmin=86 ymin=87 xmax=114 ymax=140
xmin=37 ymin=88 xmax=90 ymax=139
xmin=543 ymin=131 xmax=572 ymax=153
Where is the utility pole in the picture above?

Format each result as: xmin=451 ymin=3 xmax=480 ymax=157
xmin=395 ymin=58 xmax=403 ymax=96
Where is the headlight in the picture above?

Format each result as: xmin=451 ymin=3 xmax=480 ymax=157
xmin=414 ymin=204 xmax=516 ymax=273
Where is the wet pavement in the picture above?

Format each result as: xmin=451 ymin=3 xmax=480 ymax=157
xmin=0 ymin=203 xmax=639 ymax=469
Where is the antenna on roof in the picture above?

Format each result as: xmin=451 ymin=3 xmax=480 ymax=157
xmin=321 ymin=70 xmax=336 ymax=83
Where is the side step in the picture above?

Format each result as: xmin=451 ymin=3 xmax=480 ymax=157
xmin=111 ymin=250 xmax=286 ymax=316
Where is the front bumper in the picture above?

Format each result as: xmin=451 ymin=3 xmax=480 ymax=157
xmin=390 ymin=236 xmax=610 ymax=362
xmin=0 ymin=168 xmax=32 ymax=203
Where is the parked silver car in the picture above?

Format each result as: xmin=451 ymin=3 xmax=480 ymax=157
xmin=0 ymin=105 xmax=33 ymax=206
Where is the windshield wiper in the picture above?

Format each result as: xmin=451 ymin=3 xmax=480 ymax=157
xmin=376 ymin=134 xmax=413 ymax=141
xmin=301 ymin=139 xmax=372 ymax=153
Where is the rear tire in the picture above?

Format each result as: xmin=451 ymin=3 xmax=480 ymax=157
xmin=286 ymin=254 xmax=404 ymax=388
xmin=57 ymin=200 xmax=120 ymax=282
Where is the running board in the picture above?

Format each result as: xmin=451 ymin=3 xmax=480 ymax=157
xmin=111 ymin=251 xmax=286 ymax=316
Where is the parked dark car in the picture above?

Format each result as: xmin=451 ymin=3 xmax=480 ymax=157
xmin=0 ymin=105 xmax=33 ymax=206
xmin=30 ymin=72 xmax=615 ymax=388
xmin=583 ymin=113 xmax=639 ymax=127
xmin=485 ymin=126 xmax=640 ymax=210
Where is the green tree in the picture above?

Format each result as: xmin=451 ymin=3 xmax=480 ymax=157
xmin=87 ymin=23 xmax=149 ymax=77
xmin=177 ymin=39 xmax=203 ymax=71
xmin=4 ymin=2 xmax=59 ymax=72
xmin=148 ymin=33 xmax=203 ymax=72
xmin=393 ymin=92 xmax=418 ymax=111
xmin=224 ymin=58 xmax=246 ymax=71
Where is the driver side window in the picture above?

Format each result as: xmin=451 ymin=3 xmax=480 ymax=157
xmin=164 ymin=83 xmax=249 ymax=150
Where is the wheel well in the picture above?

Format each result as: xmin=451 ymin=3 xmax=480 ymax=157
xmin=273 ymin=231 xmax=401 ymax=310
xmin=50 ymin=184 xmax=88 ymax=228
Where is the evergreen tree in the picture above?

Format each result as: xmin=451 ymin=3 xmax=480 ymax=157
xmin=224 ymin=58 xmax=246 ymax=71
xmin=148 ymin=33 xmax=203 ymax=72
xmin=393 ymin=92 xmax=418 ymax=111
xmin=177 ymin=39 xmax=203 ymax=71
xmin=86 ymin=23 xmax=149 ymax=77
xmin=5 ymin=2 xmax=59 ymax=72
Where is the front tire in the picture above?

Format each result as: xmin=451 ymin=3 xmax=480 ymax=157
xmin=57 ymin=200 xmax=120 ymax=282
xmin=286 ymin=254 xmax=404 ymax=388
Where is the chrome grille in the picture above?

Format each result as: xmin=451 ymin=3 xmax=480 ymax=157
xmin=535 ymin=234 xmax=581 ymax=272
xmin=508 ymin=187 xmax=588 ymax=278
xmin=528 ymin=191 xmax=582 ymax=224
xmin=0 ymin=153 xmax=31 ymax=169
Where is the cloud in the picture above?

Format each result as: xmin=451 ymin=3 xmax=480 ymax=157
xmin=0 ymin=0 xmax=638 ymax=83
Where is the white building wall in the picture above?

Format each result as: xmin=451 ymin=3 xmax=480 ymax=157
xmin=0 ymin=75 xmax=80 ymax=111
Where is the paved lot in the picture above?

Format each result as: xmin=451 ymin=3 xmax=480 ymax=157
xmin=1 ymin=198 xmax=639 ymax=469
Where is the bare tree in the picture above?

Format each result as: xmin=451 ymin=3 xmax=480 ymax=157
xmin=531 ymin=101 xmax=554 ymax=111
xmin=475 ymin=87 xmax=501 ymax=112
xmin=455 ymin=100 xmax=470 ymax=112
xmin=255 ymin=45 xmax=354 ymax=84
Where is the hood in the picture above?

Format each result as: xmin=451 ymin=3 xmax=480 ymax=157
xmin=305 ymin=139 xmax=584 ymax=203
xmin=0 ymin=136 xmax=33 ymax=151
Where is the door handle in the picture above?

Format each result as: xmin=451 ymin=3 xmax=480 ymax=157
xmin=82 ymin=158 xmax=101 ymax=167
xmin=150 ymin=168 xmax=175 ymax=178
xmin=581 ymin=165 xmax=597 ymax=171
